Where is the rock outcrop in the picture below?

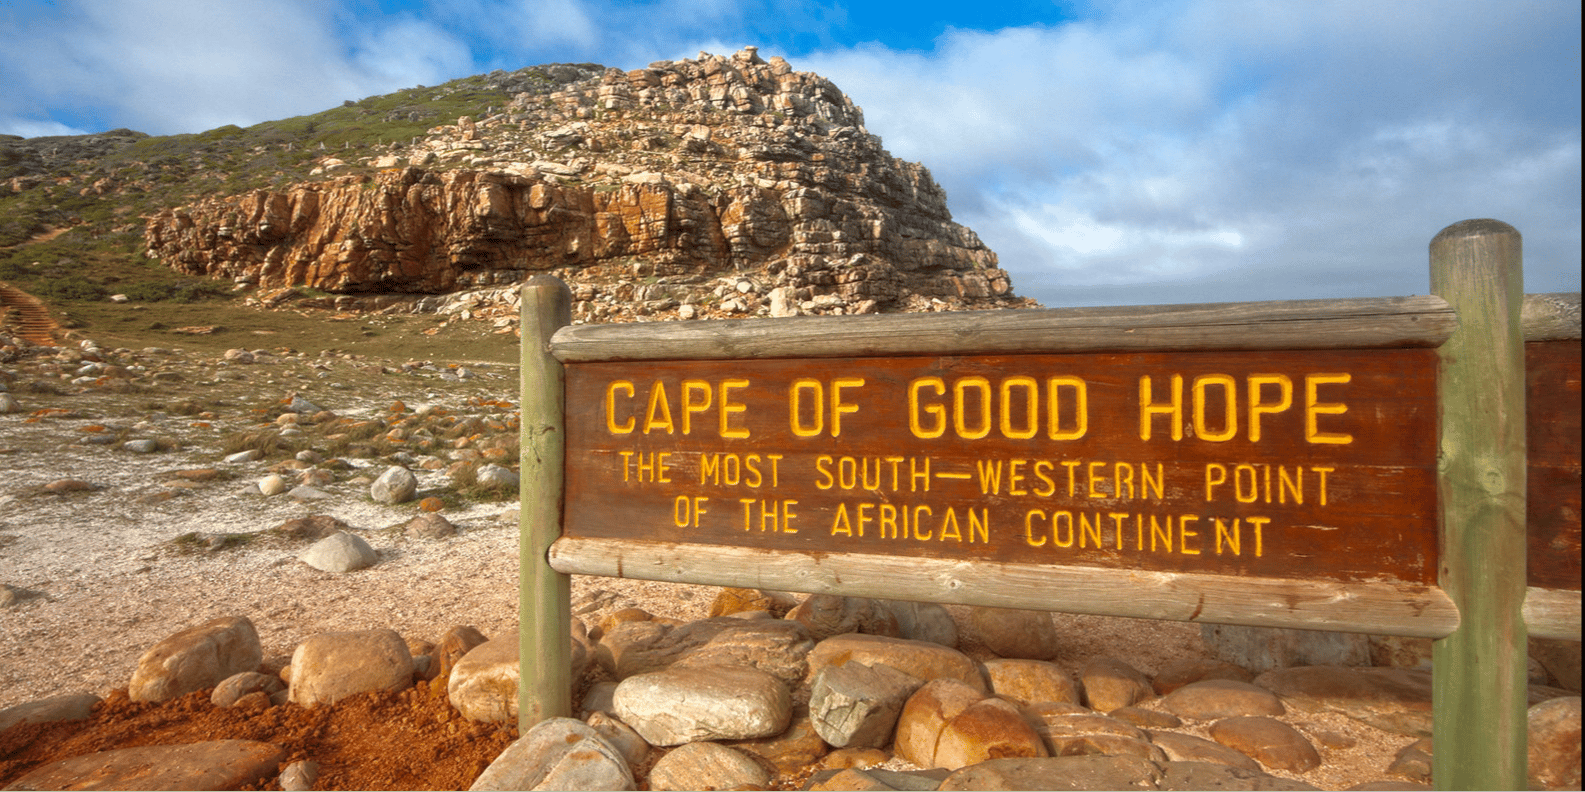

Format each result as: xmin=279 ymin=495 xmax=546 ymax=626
xmin=143 ymin=49 xmax=1028 ymax=323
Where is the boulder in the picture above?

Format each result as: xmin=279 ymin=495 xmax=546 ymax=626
xmin=1022 ymin=707 xmax=1164 ymax=762
xmin=448 ymin=631 xmax=521 ymax=722
xmin=1162 ymin=678 xmax=1286 ymax=719
xmin=647 ymin=741 xmax=770 ymax=791
xmin=809 ymin=661 xmax=925 ymax=748
xmin=1079 ymin=656 xmax=1153 ymax=712
xmin=962 ymin=606 xmax=1060 ymax=659
xmin=0 ymin=693 xmax=100 ymax=732
xmin=469 ymin=717 xmax=634 ymax=791
xmin=983 ymin=658 xmax=1080 ymax=706
xmin=884 ymin=599 xmax=959 ymax=647
xmin=370 ymin=465 xmax=418 ymax=503
xmin=426 ymin=624 xmax=489 ymax=682
xmin=1203 ymin=624 xmax=1370 ymax=674
xmin=1254 ymin=665 xmax=1433 ymax=736
xmin=1159 ymin=760 xmax=1321 ymax=791
xmin=894 ymin=678 xmax=1046 ymax=770
xmin=212 ymin=671 xmax=285 ymax=707
xmin=806 ymin=633 xmax=987 ymax=693
xmin=4 ymin=740 xmax=284 ymax=791
xmin=298 ymin=530 xmax=378 ymax=572
xmin=586 ymin=710 xmax=650 ymax=771
xmin=727 ymin=705 xmax=830 ymax=776
xmin=613 ymin=664 xmax=792 ymax=745
xmin=289 ymin=629 xmax=414 ymax=706
xmin=1153 ymin=657 xmax=1255 ymax=694
xmin=597 ymin=616 xmax=813 ymax=684
xmin=1148 ymin=730 xmax=1263 ymax=771
xmin=128 ymin=616 xmax=263 ymax=703
xmin=1529 ymin=695 xmax=1582 ymax=791
xmin=405 ymin=512 xmax=457 ymax=540
xmin=1208 ymin=716 xmax=1321 ymax=772
xmin=787 ymin=593 xmax=902 ymax=640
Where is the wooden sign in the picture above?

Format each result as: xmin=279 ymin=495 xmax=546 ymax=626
xmin=1526 ymin=339 xmax=1583 ymax=591
xmin=564 ymin=347 xmax=1440 ymax=585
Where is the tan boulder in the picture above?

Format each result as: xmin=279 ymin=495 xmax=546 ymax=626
xmin=447 ymin=631 xmax=520 ymax=722
xmin=5 ymin=739 xmax=284 ymax=791
xmin=1079 ymin=656 xmax=1154 ymax=712
xmin=128 ymin=615 xmax=262 ymax=703
xmin=613 ymin=664 xmax=793 ymax=746
xmin=1208 ymin=715 xmax=1321 ymax=772
xmin=1529 ymin=695 xmax=1582 ymax=791
xmin=962 ymin=606 xmax=1060 ymax=659
xmin=983 ymin=658 xmax=1080 ymax=706
xmin=289 ymin=629 xmax=414 ymax=706
xmin=807 ymin=633 xmax=986 ymax=693
xmin=894 ymin=678 xmax=1047 ymax=770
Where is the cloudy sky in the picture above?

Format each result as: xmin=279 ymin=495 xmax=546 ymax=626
xmin=1 ymin=0 xmax=1578 ymax=307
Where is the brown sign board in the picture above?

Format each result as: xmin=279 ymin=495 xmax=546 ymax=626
xmin=564 ymin=347 xmax=1440 ymax=586
xmin=1527 ymin=339 xmax=1583 ymax=591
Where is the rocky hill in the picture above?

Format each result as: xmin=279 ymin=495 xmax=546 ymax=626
xmin=5 ymin=49 xmax=1033 ymax=332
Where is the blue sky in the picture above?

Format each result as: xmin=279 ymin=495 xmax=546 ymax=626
xmin=1 ymin=0 xmax=1578 ymax=307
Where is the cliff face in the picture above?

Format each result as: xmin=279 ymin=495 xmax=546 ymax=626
xmin=144 ymin=49 xmax=1029 ymax=321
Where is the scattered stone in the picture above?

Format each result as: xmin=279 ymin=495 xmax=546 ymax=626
xmin=288 ymin=629 xmax=415 ymax=706
xmin=0 ymin=392 xmax=19 ymax=413
xmin=288 ymin=484 xmax=335 ymax=500
xmin=1209 ymin=716 xmax=1322 ymax=772
xmin=298 ymin=530 xmax=378 ymax=572
xmin=473 ymin=462 xmax=519 ymax=490
xmin=1162 ymin=678 xmax=1286 ymax=719
xmin=962 ymin=605 xmax=1060 ymax=659
xmin=3 ymin=739 xmax=285 ymax=791
xmin=212 ymin=671 xmax=285 ymax=707
xmin=613 ymin=664 xmax=793 ymax=745
xmin=405 ymin=512 xmax=457 ymax=540
xmin=286 ymin=394 xmax=322 ymax=414
xmin=42 ymin=478 xmax=95 ymax=493
xmin=648 ymin=740 xmax=770 ymax=791
xmin=418 ymin=495 xmax=446 ymax=512
xmin=809 ymin=661 xmax=924 ymax=748
xmin=272 ymin=514 xmax=349 ymax=541
xmin=224 ymin=448 xmax=263 ymax=463
xmin=257 ymin=473 xmax=287 ymax=496
xmin=1079 ymin=656 xmax=1154 ymax=712
xmin=708 ymin=586 xmax=797 ymax=617
xmin=0 ymin=692 xmax=101 ymax=733
xmin=370 ymin=465 xmax=418 ymax=503
xmin=122 ymin=438 xmax=160 ymax=453
xmin=983 ymin=658 xmax=1080 ymax=706
xmin=1528 ymin=695 xmax=1582 ymax=791
xmin=470 ymin=717 xmax=635 ymax=791
xmin=1022 ymin=707 xmax=1163 ymax=761
xmin=128 ymin=615 xmax=263 ymax=703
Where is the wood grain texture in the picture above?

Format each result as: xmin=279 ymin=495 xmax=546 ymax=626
xmin=518 ymin=275 xmax=573 ymax=731
xmin=1525 ymin=587 xmax=1582 ymax=641
xmin=550 ymin=295 xmax=1457 ymax=362
xmin=547 ymin=536 xmax=1460 ymax=637
xmin=564 ymin=348 xmax=1440 ymax=585
xmin=1429 ymin=218 xmax=1528 ymax=791
xmin=1526 ymin=339 xmax=1582 ymax=592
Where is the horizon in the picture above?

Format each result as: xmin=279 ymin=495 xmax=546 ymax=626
xmin=2 ymin=0 xmax=1578 ymax=307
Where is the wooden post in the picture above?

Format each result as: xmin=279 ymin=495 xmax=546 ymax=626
xmin=1429 ymin=219 xmax=1527 ymax=790
xmin=518 ymin=274 xmax=573 ymax=733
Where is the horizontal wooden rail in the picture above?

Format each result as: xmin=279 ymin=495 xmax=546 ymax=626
xmin=551 ymin=294 xmax=1459 ymax=362
xmin=1522 ymin=291 xmax=1582 ymax=340
xmin=548 ymin=536 xmax=1463 ymax=639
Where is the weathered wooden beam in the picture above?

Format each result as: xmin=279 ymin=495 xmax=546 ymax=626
xmin=547 ymin=536 xmax=1461 ymax=638
xmin=1522 ymin=291 xmax=1582 ymax=341
xmin=1430 ymin=219 xmax=1528 ymax=791
xmin=550 ymin=294 xmax=1458 ymax=362
xmin=518 ymin=275 xmax=573 ymax=733
xmin=1524 ymin=587 xmax=1582 ymax=641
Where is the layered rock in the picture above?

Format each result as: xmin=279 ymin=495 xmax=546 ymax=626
xmin=143 ymin=49 xmax=1027 ymax=322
